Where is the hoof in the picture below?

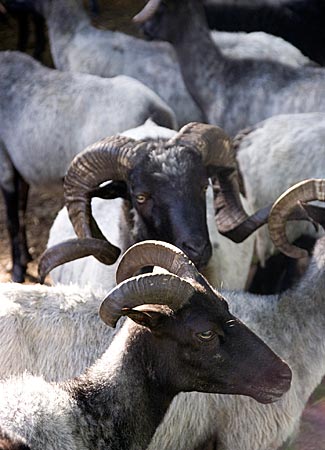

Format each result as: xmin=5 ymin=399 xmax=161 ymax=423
xmin=11 ymin=265 xmax=26 ymax=283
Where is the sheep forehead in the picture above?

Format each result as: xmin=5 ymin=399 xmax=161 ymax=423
xmin=149 ymin=144 xmax=200 ymax=177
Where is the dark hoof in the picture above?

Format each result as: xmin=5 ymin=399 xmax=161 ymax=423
xmin=11 ymin=265 xmax=26 ymax=283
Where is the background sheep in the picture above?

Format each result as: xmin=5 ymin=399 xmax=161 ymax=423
xmin=0 ymin=50 xmax=176 ymax=283
xmin=0 ymin=240 xmax=292 ymax=450
xmin=204 ymin=0 xmax=325 ymax=65
xmin=24 ymin=0 xmax=314 ymax=127
xmin=211 ymin=31 xmax=312 ymax=68
xmin=27 ymin=0 xmax=204 ymax=125
xmin=140 ymin=0 xmax=325 ymax=136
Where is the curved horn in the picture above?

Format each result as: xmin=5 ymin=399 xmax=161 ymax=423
xmin=100 ymin=273 xmax=196 ymax=327
xmin=63 ymin=136 xmax=146 ymax=261
xmin=38 ymin=238 xmax=120 ymax=284
xmin=269 ymin=179 xmax=325 ymax=258
xmin=133 ymin=0 xmax=162 ymax=23
xmin=116 ymin=240 xmax=203 ymax=285
xmin=168 ymin=122 xmax=270 ymax=242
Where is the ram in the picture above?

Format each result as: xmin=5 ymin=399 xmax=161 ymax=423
xmin=47 ymin=113 xmax=325 ymax=294
xmin=0 ymin=182 xmax=322 ymax=450
xmin=140 ymin=0 xmax=325 ymax=136
xmin=45 ymin=120 xmax=262 ymax=292
xmin=0 ymin=241 xmax=291 ymax=450
xmin=0 ymin=50 xmax=176 ymax=283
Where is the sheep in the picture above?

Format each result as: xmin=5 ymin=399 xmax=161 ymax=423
xmin=204 ymin=0 xmax=325 ymax=65
xmin=46 ymin=113 xmax=325 ymax=295
xmin=140 ymin=0 xmax=325 ymax=137
xmin=44 ymin=120 xmax=263 ymax=293
xmin=0 ymin=240 xmax=292 ymax=450
xmin=25 ymin=0 xmax=313 ymax=127
xmin=146 ymin=179 xmax=325 ymax=450
xmin=210 ymin=30 xmax=312 ymax=68
xmin=27 ymin=0 xmax=204 ymax=126
xmin=0 ymin=50 xmax=176 ymax=283
xmin=234 ymin=113 xmax=325 ymax=282
xmin=0 ymin=181 xmax=321 ymax=450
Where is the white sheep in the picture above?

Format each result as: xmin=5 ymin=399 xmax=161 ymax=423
xmin=30 ymin=0 xmax=204 ymax=126
xmin=212 ymin=31 xmax=312 ymax=68
xmin=0 ymin=241 xmax=291 ymax=450
xmin=0 ymin=50 xmax=176 ymax=282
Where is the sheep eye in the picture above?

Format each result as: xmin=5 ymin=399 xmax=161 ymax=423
xmin=203 ymin=185 xmax=209 ymax=193
xmin=136 ymin=193 xmax=148 ymax=204
xmin=196 ymin=330 xmax=216 ymax=342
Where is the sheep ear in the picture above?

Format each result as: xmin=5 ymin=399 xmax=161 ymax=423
xmin=121 ymin=307 xmax=164 ymax=330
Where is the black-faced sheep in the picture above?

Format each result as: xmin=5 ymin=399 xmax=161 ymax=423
xmin=0 ymin=181 xmax=323 ymax=450
xmin=46 ymin=114 xmax=325 ymax=294
xmin=0 ymin=241 xmax=291 ymax=450
xmin=42 ymin=120 xmax=268 ymax=291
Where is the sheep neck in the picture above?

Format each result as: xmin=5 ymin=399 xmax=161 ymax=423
xmin=167 ymin=7 xmax=226 ymax=121
xmin=45 ymin=0 xmax=90 ymax=68
xmin=65 ymin=323 xmax=175 ymax=450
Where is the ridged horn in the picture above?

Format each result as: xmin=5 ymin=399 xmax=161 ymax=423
xmin=63 ymin=136 xmax=146 ymax=261
xmin=38 ymin=238 xmax=120 ymax=284
xmin=168 ymin=122 xmax=271 ymax=242
xmin=133 ymin=0 xmax=162 ymax=23
xmin=99 ymin=273 xmax=196 ymax=327
xmin=116 ymin=240 xmax=203 ymax=285
xmin=269 ymin=179 xmax=325 ymax=258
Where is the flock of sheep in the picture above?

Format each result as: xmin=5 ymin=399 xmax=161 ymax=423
xmin=0 ymin=0 xmax=325 ymax=449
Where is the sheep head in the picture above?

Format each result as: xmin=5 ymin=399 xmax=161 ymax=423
xmin=39 ymin=122 xmax=277 ymax=283
xmin=134 ymin=0 xmax=206 ymax=43
xmin=100 ymin=240 xmax=292 ymax=403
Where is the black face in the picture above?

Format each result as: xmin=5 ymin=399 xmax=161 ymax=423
xmin=128 ymin=147 xmax=212 ymax=270
xmin=148 ymin=293 xmax=292 ymax=404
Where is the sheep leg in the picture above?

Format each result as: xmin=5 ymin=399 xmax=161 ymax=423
xmin=1 ymin=168 xmax=30 ymax=283
xmin=88 ymin=0 xmax=99 ymax=17
xmin=32 ymin=13 xmax=46 ymax=62
xmin=16 ymin=12 xmax=29 ymax=53
xmin=17 ymin=174 xmax=31 ymax=266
